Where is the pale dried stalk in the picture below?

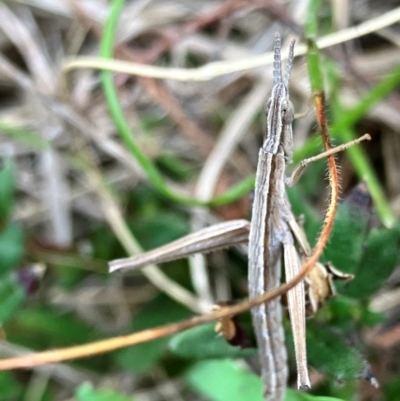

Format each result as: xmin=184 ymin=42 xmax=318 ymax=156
xmin=63 ymin=7 xmax=400 ymax=81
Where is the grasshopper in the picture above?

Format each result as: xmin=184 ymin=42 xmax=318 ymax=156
xmin=109 ymin=33 xmax=370 ymax=401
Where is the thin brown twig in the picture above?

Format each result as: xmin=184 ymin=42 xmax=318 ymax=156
xmin=0 ymin=88 xmax=346 ymax=371
xmin=0 ymin=248 xmax=340 ymax=371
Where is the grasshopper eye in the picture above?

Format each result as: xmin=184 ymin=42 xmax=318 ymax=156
xmin=282 ymin=101 xmax=294 ymax=124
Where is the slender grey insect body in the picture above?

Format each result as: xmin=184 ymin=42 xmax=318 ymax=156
xmin=107 ymin=31 xmax=371 ymax=401
xmin=248 ymin=33 xmax=310 ymax=401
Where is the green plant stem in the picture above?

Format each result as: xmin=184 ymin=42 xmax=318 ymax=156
xmin=305 ymin=0 xmax=323 ymax=91
xmin=337 ymin=127 xmax=394 ymax=227
xmin=100 ymin=0 xmax=252 ymax=207
xmin=331 ymin=65 xmax=400 ymax=227
xmin=304 ymin=0 xmax=395 ymax=227
xmin=334 ymin=64 xmax=400 ymax=130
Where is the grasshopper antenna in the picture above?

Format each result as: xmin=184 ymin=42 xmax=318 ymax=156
xmin=284 ymin=39 xmax=296 ymax=89
xmin=273 ymin=32 xmax=282 ymax=85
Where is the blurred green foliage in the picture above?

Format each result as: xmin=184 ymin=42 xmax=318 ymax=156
xmin=115 ymin=294 xmax=190 ymax=374
xmin=76 ymin=383 xmax=134 ymax=401
xmin=0 ymin=161 xmax=25 ymax=325
xmin=185 ymin=360 xmax=348 ymax=401
xmin=1 ymin=0 xmax=400 ymax=400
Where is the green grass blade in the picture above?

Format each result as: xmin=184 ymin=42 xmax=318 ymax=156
xmin=303 ymin=0 xmax=395 ymax=226
xmin=335 ymin=64 xmax=400 ymax=131
xmin=100 ymin=0 xmax=251 ymax=207
xmin=305 ymin=0 xmax=324 ymax=92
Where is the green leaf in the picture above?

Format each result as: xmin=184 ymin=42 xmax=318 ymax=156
xmin=383 ymin=376 xmax=400 ymax=401
xmin=0 ymin=159 xmax=14 ymax=224
xmin=185 ymin=360 xmax=347 ymax=401
xmin=9 ymin=306 xmax=99 ymax=349
xmin=306 ymin=322 xmax=367 ymax=380
xmin=322 ymin=201 xmax=370 ymax=275
xmin=130 ymin=210 xmax=189 ymax=251
xmin=324 ymin=297 xmax=364 ymax=333
xmin=0 ymin=222 xmax=24 ymax=275
xmin=343 ymin=224 xmax=400 ymax=299
xmin=358 ymin=307 xmax=385 ymax=327
xmin=0 ymin=371 xmax=22 ymax=401
xmin=185 ymin=359 xmax=264 ymax=401
xmin=76 ymin=383 xmax=133 ymax=401
xmin=169 ymin=323 xmax=257 ymax=359
xmin=115 ymin=294 xmax=190 ymax=374
xmin=91 ymin=226 xmax=120 ymax=262
xmin=0 ymin=273 xmax=25 ymax=324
